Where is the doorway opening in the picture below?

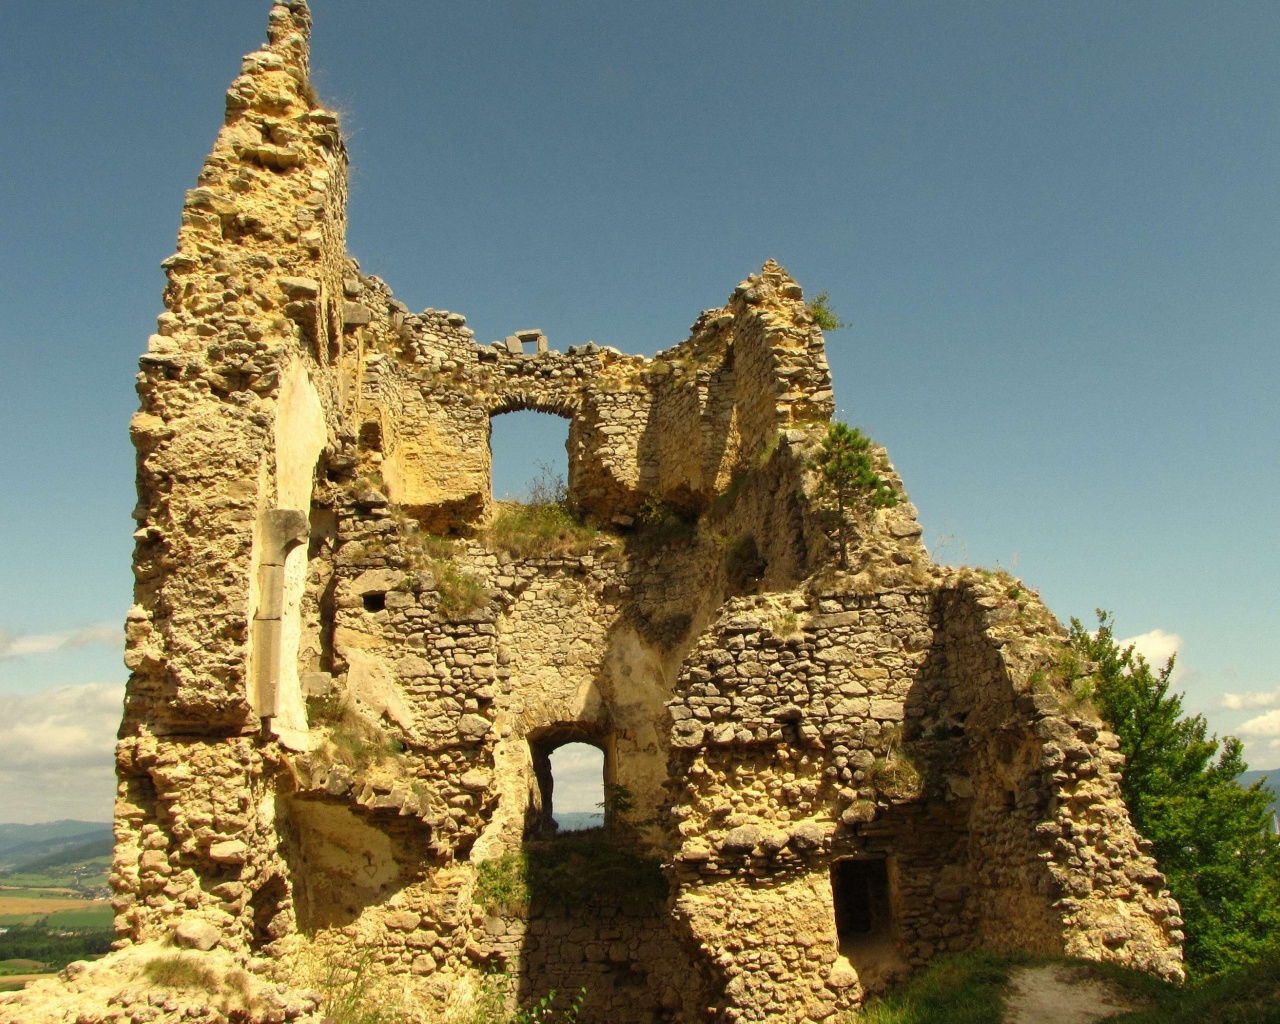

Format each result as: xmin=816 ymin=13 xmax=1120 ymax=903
xmin=832 ymin=857 xmax=893 ymax=948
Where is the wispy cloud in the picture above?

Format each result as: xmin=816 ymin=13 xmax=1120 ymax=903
xmin=0 ymin=623 xmax=119 ymax=659
xmin=1222 ymin=687 xmax=1280 ymax=711
xmin=0 ymin=682 xmax=123 ymax=822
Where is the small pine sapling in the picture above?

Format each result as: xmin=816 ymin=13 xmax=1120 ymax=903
xmin=808 ymin=422 xmax=898 ymax=568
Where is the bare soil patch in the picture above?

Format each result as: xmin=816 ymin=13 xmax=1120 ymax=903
xmin=1003 ymin=964 xmax=1134 ymax=1024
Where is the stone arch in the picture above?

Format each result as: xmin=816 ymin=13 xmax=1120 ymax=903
xmin=487 ymin=391 xmax=580 ymax=419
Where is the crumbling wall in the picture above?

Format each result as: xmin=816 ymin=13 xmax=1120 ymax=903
xmin=114 ymin=0 xmax=350 ymax=957
xmin=661 ymin=570 xmax=1183 ymax=1022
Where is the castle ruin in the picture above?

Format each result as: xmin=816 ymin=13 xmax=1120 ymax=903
xmin=2 ymin=3 xmax=1184 ymax=1022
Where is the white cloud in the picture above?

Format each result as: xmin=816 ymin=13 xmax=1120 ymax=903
xmin=1239 ymin=709 xmax=1280 ymax=739
xmin=0 ymin=683 xmax=123 ymax=823
xmin=1119 ymin=628 xmax=1182 ymax=670
xmin=549 ymin=742 xmax=605 ymax=814
xmin=0 ymin=623 xmax=120 ymax=659
xmin=1221 ymin=687 xmax=1280 ymax=710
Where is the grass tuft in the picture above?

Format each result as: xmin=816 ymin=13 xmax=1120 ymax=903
xmin=142 ymin=953 xmax=221 ymax=994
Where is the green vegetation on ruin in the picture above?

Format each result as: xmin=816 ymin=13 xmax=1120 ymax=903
xmin=484 ymin=465 xmax=600 ymax=560
xmin=806 ymin=292 xmax=848 ymax=332
xmin=308 ymin=695 xmax=406 ymax=767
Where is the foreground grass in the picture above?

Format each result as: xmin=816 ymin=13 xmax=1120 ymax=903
xmin=848 ymin=950 xmax=1280 ymax=1024
xmin=849 ymin=951 xmax=1023 ymax=1024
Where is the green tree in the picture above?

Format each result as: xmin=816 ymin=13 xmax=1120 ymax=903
xmin=808 ymin=422 xmax=897 ymax=568
xmin=1069 ymin=611 xmax=1280 ymax=976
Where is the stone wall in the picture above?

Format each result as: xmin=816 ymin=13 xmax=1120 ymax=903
xmin=0 ymin=4 xmax=1183 ymax=1023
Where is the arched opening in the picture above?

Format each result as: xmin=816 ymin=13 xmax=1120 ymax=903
xmin=489 ymin=409 xmax=570 ymax=502
xmin=548 ymin=742 xmax=605 ymax=832
xmin=526 ymin=725 xmax=609 ymax=838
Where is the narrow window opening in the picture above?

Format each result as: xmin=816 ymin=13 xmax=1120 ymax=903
xmin=362 ymin=592 xmax=386 ymax=613
xmin=832 ymin=858 xmax=892 ymax=948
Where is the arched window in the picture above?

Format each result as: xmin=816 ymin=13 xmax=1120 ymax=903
xmin=489 ymin=409 xmax=570 ymax=502
xmin=527 ymin=726 xmax=607 ymax=837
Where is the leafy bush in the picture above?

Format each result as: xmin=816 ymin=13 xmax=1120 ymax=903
xmin=807 ymin=292 xmax=848 ymax=332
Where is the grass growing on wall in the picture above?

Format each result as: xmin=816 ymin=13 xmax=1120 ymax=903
xmin=487 ymin=501 xmax=598 ymax=559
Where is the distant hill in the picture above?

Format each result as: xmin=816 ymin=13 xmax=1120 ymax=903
xmin=1238 ymin=770 xmax=1278 ymax=831
xmin=554 ymin=811 xmax=604 ymax=832
xmin=0 ymin=822 xmax=112 ymax=873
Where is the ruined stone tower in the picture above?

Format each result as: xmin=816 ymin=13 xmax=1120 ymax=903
xmin=20 ymin=3 xmax=1187 ymax=1022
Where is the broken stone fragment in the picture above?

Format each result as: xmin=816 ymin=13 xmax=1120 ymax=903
xmin=208 ymin=840 xmax=248 ymax=864
xmin=384 ymin=911 xmax=421 ymax=932
xmin=459 ymin=769 xmax=491 ymax=792
xmin=174 ymin=916 xmax=221 ymax=951
xmin=343 ymin=302 xmax=372 ymax=327
xmin=840 ymin=801 xmax=877 ymax=826
xmin=458 ymin=714 xmax=491 ymax=740
xmin=788 ymin=822 xmax=828 ymax=852
xmin=827 ymin=959 xmax=858 ymax=989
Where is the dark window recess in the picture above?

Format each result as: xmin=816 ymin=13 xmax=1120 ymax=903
xmin=362 ymin=592 xmax=386 ymax=613
xmin=832 ymin=858 xmax=892 ymax=944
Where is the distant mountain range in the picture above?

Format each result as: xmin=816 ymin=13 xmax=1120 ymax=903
xmin=0 ymin=821 xmax=112 ymax=874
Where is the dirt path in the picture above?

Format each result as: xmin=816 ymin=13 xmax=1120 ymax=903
xmin=1003 ymin=964 xmax=1134 ymax=1024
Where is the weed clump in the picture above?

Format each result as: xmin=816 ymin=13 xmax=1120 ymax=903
xmin=308 ymin=697 xmax=404 ymax=767
xmin=488 ymin=502 xmax=598 ymax=559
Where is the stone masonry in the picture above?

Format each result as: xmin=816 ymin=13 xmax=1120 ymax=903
xmin=1 ymin=4 xmax=1183 ymax=1023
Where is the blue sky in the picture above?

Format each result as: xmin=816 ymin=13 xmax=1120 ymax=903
xmin=1 ymin=1 xmax=1277 ymax=820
